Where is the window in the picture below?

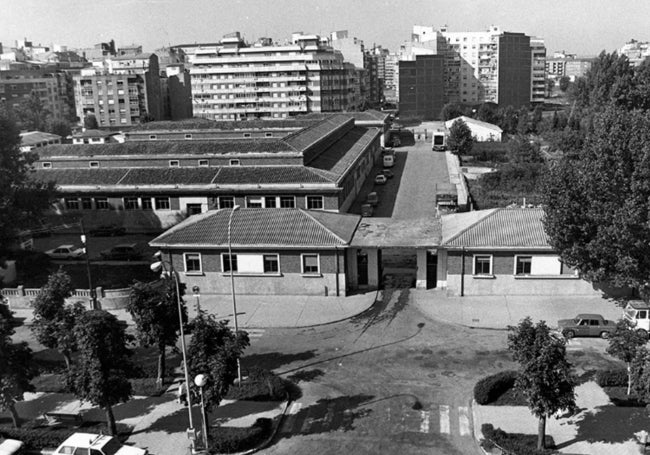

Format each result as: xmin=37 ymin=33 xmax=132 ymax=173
xmin=306 ymin=196 xmax=324 ymax=210
xmin=81 ymin=197 xmax=92 ymax=210
xmin=198 ymin=159 xmax=208 ymax=167
xmin=515 ymin=256 xmax=532 ymax=275
xmin=169 ymin=160 xmax=180 ymax=167
xmin=279 ymin=196 xmax=295 ymax=208
xmin=264 ymin=196 xmax=277 ymax=208
xmin=155 ymin=197 xmax=170 ymax=210
xmin=265 ymin=132 xmax=273 ymax=137
xmin=302 ymin=254 xmax=320 ymax=274
xmin=95 ymin=197 xmax=109 ymax=210
xmin=185 ymin=134 xmax=193 ymax=140
xmin=246 ymin=197 xmax=263 ymax=208
xmin=263 ymin=254 xmax=279 ymax=273
xmin=229 ymin=159 xmax=241 ymax=166
xmin=218 ymin=196 xmax=235 ymax=209
xmin=149 ymin=135 xmax=157 ymax=140
xmin=65 ymin=198 xmax=79 ymax=210
xmin=141 ymin=197 xmax=153 ymax=210
xmin=42 ymin=162 xmax=52 ymax=168
xmin=89 ymin=161 xmax=99 ymax=168
xmin=123 ymin=197 xmax=138 ymax=210
xmin=222 ymin=253 xmax=238 ymax=273
xmin=184 ymin=253 xmax=202 ymax=273
xmin=243 ymin=133 xmax=251 ymax=138
xmin=473 ymin=255 xmax=492 ymax=275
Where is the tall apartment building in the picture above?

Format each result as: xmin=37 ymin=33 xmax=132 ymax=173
xmin=384 ymin=52 xmax=399 ymax=103
xmin=530 ymin=38 xmax=546 ymax=103
xmin=398 ymin=55 xmax=444 ymax=120
xmin=73 ymin=53 xmax=162 ymax=127
xmin=619 ymin=39 xmax=650 ymax=66
xmin=189 ymin=32 xmax=360 ymax=121
xmin=546 ymin=51 xmax=593 ymax=80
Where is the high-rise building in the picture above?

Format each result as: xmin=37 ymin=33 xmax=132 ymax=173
xmin=398 ymin=55 xmax=445 ymax=120
xmin=189 ymin=32 xmax=360 ymax=120
xmin=619 ymin=39 xmax=650 ymax=66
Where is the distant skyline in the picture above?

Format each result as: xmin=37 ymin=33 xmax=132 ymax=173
xmin=1 ymin=0 xmax=648 ymax=57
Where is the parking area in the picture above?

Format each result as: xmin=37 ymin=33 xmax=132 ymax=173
xmin=33 ymin=232 xmax=157 ymax=263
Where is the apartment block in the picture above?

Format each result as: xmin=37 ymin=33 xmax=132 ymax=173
xmin=398 ymin=55 xmax=445 ymax=120
xmin=189 ymin=32 xmax=360 ymax=121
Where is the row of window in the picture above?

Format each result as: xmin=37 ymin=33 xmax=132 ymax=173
xmin=218 ymin=195 xmax=324 ymax=210
xmin=42 ymin=159 xmax=242 ymax=169
xmin=65 ymin=197 xmax=170 ymax=211
xmin=147 ymin=132 xmax=274 ymax=140
xmin=184 ymin=252 xmax=320 ymax=275
xmin=472 ymin=255 xmax=571 ymax=276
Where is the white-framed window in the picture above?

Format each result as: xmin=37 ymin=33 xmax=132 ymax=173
xmin=89 ymin=161 xmax=99 ymax=168
xmin=514 ymin=255 xmax=532 ymax=275
xmin=221 ymin=252 xmax=281 ymax=274
xmin=263 ymin=254 xmax=279 ymax=273
xmin=513 ymin=255 xmax=563 ymax=276
xmin=473 ymin=255 xmax=492 ymax=275
xmin=222 ymin=253 xmax=238 ymax=273
xmin=264 ymin=196 xmax=277 ymax=208
xmin=141 ymin=197 xmax=153 ymax=210
xmin=123 ymin=197 xmax=138 ymax=210
xmin=81 ymin=197 xmax=92 ymax=210
xmin=155 ymin=197 xmax=170 ymax=210
xmin=279 ymin=196 xmax=295 ymax=208
xmin=65 ymin=198 xmax=79 ymax=210
xmin=230 ymin=159 xmax=241 ymax=166
xmin=169 ymin=160 xmax=180 ymax=167
xmin=198 ymin=159 xmax=208 ymax=167
xmin=185 ymin=134 xmax=193 ymax=140
xmin=306 ymin=195 xmax=324 ymax=210
xmin=42 ymin=162 xmax=52 ymax=168
xmin=184 ymin=253 xmax=202 ymax=274
xmin=149 ymin=135 xmax=157 ymax=140
xmin=95 ymin=197 xmax=109 ymax=210
xmin=246 ymin=196 xmax=263 ymax=208
xmin=218 ymin=196 xmax=235 ymax=209
xmin=301 ymin=253 xmax=320 ymax=274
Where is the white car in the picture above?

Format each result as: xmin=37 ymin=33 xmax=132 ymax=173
xmin=45 ymin=244 xmax=85 ymax=260
xmin=374 ymin=174 xmax=388 ymax=185
xmin=0 ymin=438 xmax=23 ymax=455
xmin=53 ymin=433 xmax=147 ymax=455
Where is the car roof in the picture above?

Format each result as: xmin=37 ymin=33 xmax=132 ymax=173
xmin=115 ymin=243 xmax=137 ymax=248
xmin=575 ymin=314 xmax=604 ymax=319
xmin=60 ymin=432 xmax=112 ymax=449
xmin=55 ymin=244 xmax=76 ymax=249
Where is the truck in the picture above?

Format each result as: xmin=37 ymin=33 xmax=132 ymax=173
xmin=432 ymin=128 xmax=447 ymax=151
xmin=624 ymin=300 xmax=650 ymax=337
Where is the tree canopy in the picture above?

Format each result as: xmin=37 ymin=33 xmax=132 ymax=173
xmin=447 ymin=119 xmax=473 ymax=155
xmin=606 ymin=318 xmax=648 ymax=395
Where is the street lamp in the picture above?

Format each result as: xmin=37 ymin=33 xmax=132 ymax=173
xmin=192 ymin=285 xmax=201 ymax=314
xmin=194 ymin=373 xmax=209 ymax=451
xmin=79 ymin=219 xmax=97 ymax=310
xmin=227 ymin=205 xmax=242 ymax=385
xmin=151 ymin=251 xmax=195 ymax=451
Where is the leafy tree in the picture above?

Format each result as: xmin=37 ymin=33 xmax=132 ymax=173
xmin=506 ymin=135 xmax=544 ymax=164
xmin=546 ymin=78 xmax=555 ymax=94
xmin=14 ymin=91 xmax=51 ymax=131
xmin=46 ymin=119 xmax=72 ymax=139
xmin=498 ymin=105 xmax=519 ymax=135
xmin=516 ymin=106 xmax=530 ymax=135
xmin=439 ymin=102 xmax=468 ymax=121
xmin=66 ymin=310 xmax=133 ymax=435
xmin=606 ymin=319 xmax=648 ymax=395
xmin=0 ymin=302 xmax=36 ymax=428
xmin=531 ymin=105 xmax=544 ymax=133
xmin=476 ymin=102 xmax=500 ymax=125
xmin=447 ymin=119 xmax=473 ymax=155
xmin=558 ymin=76 xmax=570 ymax=92
xmin=128 ymin=278 xmax=187 ymax=387
xmin=542 ymin=107 xmax=650 ymax=296
xmin=187 ymin=311 xmax=250 ymax=422
xmin=0 ymin=106 xmax=54 ymax=251
xmin=508 ymin=317 xmax=576 ymax=450
xmin=31 ymin=269 xmax=85 ymax=370
xmin=83 ymin=114 xmax=98 ymax=130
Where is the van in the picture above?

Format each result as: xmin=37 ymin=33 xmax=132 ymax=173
xmin=432 ymin=130 xmax=447 ymax=151
xmin=366 ymin=192 xmax=379 ymax=206
xmin=383 ymin=154 xmax=394 ymax=168
xmin=624 ymin=300 xmax=650 ymax=336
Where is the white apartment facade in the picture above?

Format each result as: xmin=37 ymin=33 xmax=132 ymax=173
xmin=190 ymin=32 xmax=360 ymax=121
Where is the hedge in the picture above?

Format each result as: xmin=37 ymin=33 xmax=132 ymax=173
xmin=209 ymin=418 xmax=272 ymax=454
xmin=226 ymin=368 xmax=299 ymax=401
xmin=595 ymin=368 xmax=628 ymax=387
xmin=481 ymin=423 xmax=556 ymax=455
xmin=474 ymin=370 xmax=518 ymax=405
xmin=0 ymin=425 xmax=74 ymax=452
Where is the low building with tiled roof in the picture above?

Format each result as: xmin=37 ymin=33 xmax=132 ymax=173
xmin=150 ymin=208 xmax=361 ymax=296
xmin=445 ymin=116 xmax=503 ymax=142
xmin=438 ymin=207 xmax=602 ymax=296
xmin=19 ymin=131 xmax=62 ymax=152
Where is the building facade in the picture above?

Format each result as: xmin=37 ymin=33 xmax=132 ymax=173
xmin=190 ymin=32 xmax=360 ymax=121
xmin=398 ymin=55 xmax=445 ymax=120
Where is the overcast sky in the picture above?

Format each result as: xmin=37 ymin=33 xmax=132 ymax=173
xmin=0 ymin=0 xmax=646 ymax=56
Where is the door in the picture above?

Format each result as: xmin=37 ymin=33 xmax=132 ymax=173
xmin=186 ymin=204 xmax=202 ymax=216
xmin=426 ymin=252 xmax=437 ymax=289
xmin=357 ymin=250 xmax=368 ymax=286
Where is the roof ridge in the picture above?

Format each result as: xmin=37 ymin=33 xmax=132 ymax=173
xmin=152 ymin=209 xmax=221 ymax=243
xmin=298 ymin=208 xmax=347 ymax=244
xmin=115 ymin=168 xmax=131 ymax=184
xmin=443 ymin=208 xmax=501 ymax=245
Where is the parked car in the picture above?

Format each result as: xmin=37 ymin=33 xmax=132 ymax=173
xmin=383 ymin=154 xmax=395 ymax=168
xmin=0 ymin=437 xmax=24 ymax=455
xmin=89 ymin=224 xmax=127 ymax=236
xmin=381 ymin=169 xmax=394 ymax=179
xmin=557 ymin=314 xmax=617 ymax=339
xmin=53 ymin=433 xmax=147 ymax=455
xmin=100 ymin=243 xmax=141 ymax=261
xmin=44 ymin=244 xmax=85 ymax=260
xmin=366 ymin=192 xmax=379 ymax=207
xmin=374 ymin=174 xmax=388 ymax=185
xmin=623 ymin=300 xmax=650 ymax=337
xmin=361 ymin=203 xmax=374 ymax=217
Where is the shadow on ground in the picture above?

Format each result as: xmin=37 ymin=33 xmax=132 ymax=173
xmin=82 ymin=395 xmax=175 ymax=422
xmin=241 ymin=350 xmax=317 ymax=372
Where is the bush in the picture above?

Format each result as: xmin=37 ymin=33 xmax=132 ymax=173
xmin=130 ymin=378 xmax=164 ymax=397
xmin=596 ymin=368 xmax=628 ymax=387
xmin=481 ymin=423 xmax=555 ymax=455
xmin=209 ymin=417 xmax=272 ymax=453
xmin=226 ymin=368 xmax=297 ymax=401
xmin=474 ymin=370 xmax=518 ymax=405
xmin=0 ymin=425 xmax=74 ymax=451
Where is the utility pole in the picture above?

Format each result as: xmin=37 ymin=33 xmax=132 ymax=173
xmin=79 ymin=219 xmax=97 ymax=309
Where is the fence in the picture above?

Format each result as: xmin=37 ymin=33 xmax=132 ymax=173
xmin=0 ymin=286 xmax=132 ymax=310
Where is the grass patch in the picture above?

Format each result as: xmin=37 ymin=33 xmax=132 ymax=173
xmin=481 ymin=423 xmax=556 ymax=455
xmin=603 ymin=387 xmax=647 ymax=407
xmin=226 ymin=368 xmax=301 ymax=401
xmin=208 ymin=417 xmax=273 ymax=454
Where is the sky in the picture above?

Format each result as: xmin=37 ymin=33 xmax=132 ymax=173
xmin=1 ymin=0 xmax=648 ymax=57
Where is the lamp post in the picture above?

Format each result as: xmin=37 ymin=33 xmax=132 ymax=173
xmin=227 ymin=205 xmax=242 ymax=385
xmin=194 ymin=373 xmax=209 ymax=452
xmin=192 ymin=285 xmax=201 ymax=315
xmin=79 ymin=219 xmax=97 ymax=310
xmin=151 ymin=251 xmax=195 ymax=451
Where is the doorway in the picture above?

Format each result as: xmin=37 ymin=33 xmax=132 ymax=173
xmin=426 ymin=251 xmax=437 ymax=289
xmin=357 ymin=250 xmax=368 ymax=286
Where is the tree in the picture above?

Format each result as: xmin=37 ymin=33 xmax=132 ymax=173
xmin=31 ymin=269 xmax=85 ymax=370
xmin=67 ymin=310 xmax=133 ymax=435
xmin=606 ymin=318 xmax=648 ymax=395
xmin=558 ymin=76 xmax=570 ymax=92
xmin=13 ymin=91 xmax=51 ymax=131
xmin=446 ymin=119 xmax=473 ymax=155
xmin=476 ymin=103 xmax=500 ymax=125
xmin=128 ymin=278 xmax=187 ymax=387
xmin=508 ymin=318 xmax=576 ymax=450
xmin=439 ymin=103 xmax=469 ymax=121
xmin=187 ymin=311 xmax=250 ymax=422
xmin=531 ymin=105 xmax=544 ymax=133
xmin=542 ymin=107 xmax=650 ymax=296
xmin=46 ymin=119 xmax=72 ymax=139
xmin=498 ymin=105 xmax=519 ymax=135
xmin=83 ymin=114 xmax=98 ymax=130
xmin=0 ymin=106 xmax=54 ymax=251
xmin=546 ymin=78 xmax=556 ymax=95
xmin=516 ymin=106 xmax=530 ymax=135
xmin=0 ymin=302 xmax=36 ymax=428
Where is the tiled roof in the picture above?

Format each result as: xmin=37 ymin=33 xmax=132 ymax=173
xmin=73 ymin=129 xmax=112 ymax=138
xmin=283 ymin=115 xmax=353 ymax=151
xmin=20 ymin=131 xmax=62 ymax=145
xmin=445 ymin=116 xmax=503 ymax=133
xmin=118 ymin=168 xmax=219 ymax=185
xmin=150 ymin=208 xmax=361 ymax=248
xmin=444 ymin=208 xmax=551 ymax=249
xmin=214 ymin=166 xmax=335 ymax=184
xmin=129 ymin=118 xmax=317 ymax=132
xmin=308 ymin=127 xmax=379 ymax=177
xmin=30 ymin=168 xmax=130 ymax=185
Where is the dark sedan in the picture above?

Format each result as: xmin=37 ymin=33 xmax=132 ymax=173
xmin=557 ymin=313 xmax=617 ymax=339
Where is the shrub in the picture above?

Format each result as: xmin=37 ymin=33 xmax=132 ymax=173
xmin=130 ymin=378 xmax=164 ymax=397
xmin=596 ymin=368 xmax=628 ymax=387
xmin=226 ymin=368 xmax=296 ymax=401
xmin=0 ymin=425 xmax=74 ymax=451
xmin=474 ymin=370 xmax=518 ymax=405
xmin=481 ymin=423 xmax=555 ymax=455
xmin=209 ymin=417 xmax=272 ymax=453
